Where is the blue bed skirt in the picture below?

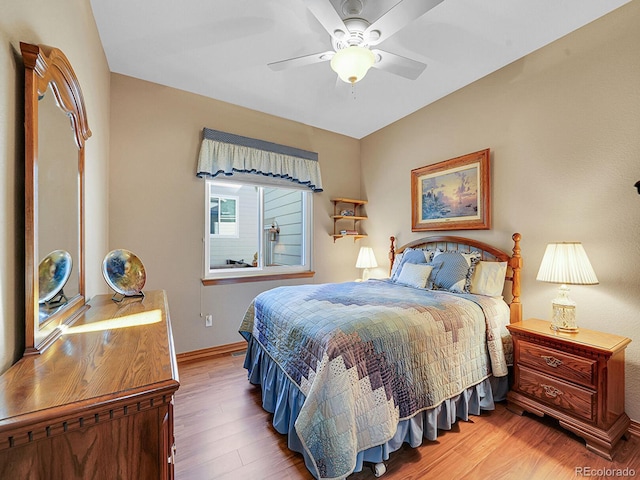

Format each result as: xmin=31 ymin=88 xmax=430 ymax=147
xmin=243 ymin=335 xmax=508 ymax=478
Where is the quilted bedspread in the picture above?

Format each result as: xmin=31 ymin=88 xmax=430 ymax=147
xmin=239 ymin=280 xmax=512 ymax=480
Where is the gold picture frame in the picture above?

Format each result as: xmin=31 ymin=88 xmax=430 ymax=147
xmin=411 ymin=149 xmax=491 ymax=231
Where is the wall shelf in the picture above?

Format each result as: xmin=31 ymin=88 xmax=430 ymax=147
xmin=331 ymin=198 xmax=367 ymax=243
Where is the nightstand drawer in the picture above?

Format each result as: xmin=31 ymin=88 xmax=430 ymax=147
xmin=516 ymin=365 xmax=595 ymax=421
xmin=518 ymin=341 xmax=596 ymax=388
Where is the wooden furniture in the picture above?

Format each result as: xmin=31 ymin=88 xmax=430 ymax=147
xmin=330 ymin=198 xmax=367 ymax=242
xmin=21 ymin=42 xmax=92 ymax=354
xmin=389 ymin=232 xmax=523 ymax=324
xmin=0 ymin=290 xmax=180 ymax=479
xmin=507 ymin=318 xmax=631 ymax=460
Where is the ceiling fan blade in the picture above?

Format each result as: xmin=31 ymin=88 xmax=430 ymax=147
xmin=371 ymin=49 xmax=426 ymax=80
xmin=268 ymin=51 xmax=334 ymax=71
xmin=302 ymin=0 xmax=349 ymax=40
xmin=365 ymin=0 xmax=445 ymax=45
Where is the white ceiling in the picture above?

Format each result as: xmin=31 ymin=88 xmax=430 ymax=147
xmin=90 ymin=0 xmax=629 ymax=139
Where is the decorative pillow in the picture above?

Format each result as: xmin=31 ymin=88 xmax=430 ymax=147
xmin=391 ymin=248 xmax=435 ymax=281
xmin=396 ymin=263 xmax=433 ymax=289
xmin=430 ymin=251 xmax=481 ymax=293
xmin=470 ymin=261 xmax=508 ymax=297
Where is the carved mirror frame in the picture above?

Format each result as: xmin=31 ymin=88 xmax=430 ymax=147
xmin=21 ymin=43 xmax=91 ymax=355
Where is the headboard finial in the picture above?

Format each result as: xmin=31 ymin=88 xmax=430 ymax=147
xmin=510 ymin=233 xmax=523 ymax=323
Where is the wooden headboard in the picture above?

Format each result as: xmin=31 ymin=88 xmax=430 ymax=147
xmin=388 ymin=233 xmax=522 ymax=324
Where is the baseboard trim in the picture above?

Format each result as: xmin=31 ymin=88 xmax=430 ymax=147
xmin=176 ymin=341 xmax=247 ymax=365
xmin=629 ymin=420 xmax=640 ymax=439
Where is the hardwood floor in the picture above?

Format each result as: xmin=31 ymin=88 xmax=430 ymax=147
xmin=174 ymin=354 xmax=640 ymax=479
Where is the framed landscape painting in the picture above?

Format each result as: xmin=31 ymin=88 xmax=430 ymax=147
xmin=411 ymin=149 xmax=491 ymax=231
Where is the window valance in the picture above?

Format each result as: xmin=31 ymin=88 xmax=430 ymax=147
xmin=197 ymin=128 xmax=323 ymax=192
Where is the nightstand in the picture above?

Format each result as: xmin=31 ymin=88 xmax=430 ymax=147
xmin=507 ymin=318 xmax=631 ymax=460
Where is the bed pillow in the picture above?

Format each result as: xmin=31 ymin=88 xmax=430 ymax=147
xmin=391 ymin=248 xmax=434 ymax=281
xmin=389 ymin=252 xmax=404 ymax=280
xmin=395 ymin=263 xmax=433 ymax=289
xmin=470 ymin=261 xmax=508 ymax=297
xmin=430 ymin=251 xmax=481 ymax=293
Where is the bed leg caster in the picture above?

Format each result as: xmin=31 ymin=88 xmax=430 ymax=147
xmin=372 ymin=462 xmax=386 ymax=477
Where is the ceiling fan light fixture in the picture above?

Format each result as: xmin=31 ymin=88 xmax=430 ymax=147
xmin=330 ymin=46 xmax=375 ymax=84
xmin=341 ymin=0 xmax=363 ymax=16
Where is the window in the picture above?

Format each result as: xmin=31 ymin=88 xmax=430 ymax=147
xmin=204 ymin=179 xmax=313 ymax=279
xmin=209 ymin=195 xmax=238 ymax=237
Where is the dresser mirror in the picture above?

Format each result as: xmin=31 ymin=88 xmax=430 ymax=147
xmin=21 ymin=43 xmax=91 ymax=354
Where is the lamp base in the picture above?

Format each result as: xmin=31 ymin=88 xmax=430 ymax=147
xmin=361 ymin=268 xmax=371 ymax=282
xmin=550 ymin=284 xmax=579 ymax=332
xmin=551 ymin=325 xmax=579 ymax=333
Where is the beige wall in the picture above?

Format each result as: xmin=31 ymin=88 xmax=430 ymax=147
xmin=361 ymin=2 xmax=640 ymax=421
xmin=108 ymin=74 xmax=361 ymax=354
xmin=0 ymin=0 xmax=110 ymax=372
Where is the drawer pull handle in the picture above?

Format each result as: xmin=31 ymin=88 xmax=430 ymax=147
xmin=540 ymin=384 xmax=563 ymax=398
xmin=541 ymin=355 xmax=563 ymax=368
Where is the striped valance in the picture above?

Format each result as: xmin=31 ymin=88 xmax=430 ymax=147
xmin=196 ymin=128 xmax=323 ymax=192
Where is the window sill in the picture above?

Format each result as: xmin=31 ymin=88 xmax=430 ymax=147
xmin=201 ymin=271 xmax=315 ymax=286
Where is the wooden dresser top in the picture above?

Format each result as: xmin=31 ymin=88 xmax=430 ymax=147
xmin=0 ymin=290 xmax=179 ymax=425
xmin=507 ymin=318 xmax=631 ymax=354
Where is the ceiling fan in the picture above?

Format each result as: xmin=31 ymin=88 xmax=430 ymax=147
xmin=268 ymin=0 xmax=444 ymax=84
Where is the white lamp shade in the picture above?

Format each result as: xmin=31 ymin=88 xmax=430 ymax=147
xmin=536 ymin=242 xmax=598 ymax=285
xmin=330 ymin=46 xmax=375 ymax=84
xmin=356 ymin=246 xmax=378 ymax=269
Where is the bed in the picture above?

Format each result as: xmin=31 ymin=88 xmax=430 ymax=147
xmin=239 ymin=233 xmax=522 ymax=479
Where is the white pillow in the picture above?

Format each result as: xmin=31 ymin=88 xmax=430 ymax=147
xmin=396 ymin=263 xmax=433 ymax=289
xmin=470 ymin=261 xmax=508 ymax=297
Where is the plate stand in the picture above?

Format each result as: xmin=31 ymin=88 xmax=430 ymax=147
xmin=44 ymin=289 xmax=68 ymax=309
xmin=111 ymin=291 xmax=145 ymax=303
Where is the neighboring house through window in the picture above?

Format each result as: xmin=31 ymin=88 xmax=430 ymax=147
xmin=204 ymin=179 xmax=312 ymax=278
xmin=209 ymin=194 xmax=238 ymax=238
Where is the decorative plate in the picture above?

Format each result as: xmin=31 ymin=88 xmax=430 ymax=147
xmin=102 ymin=249 xmax=146 ymax=296
xmin=39 ymin=250 xmax=73 ymax=303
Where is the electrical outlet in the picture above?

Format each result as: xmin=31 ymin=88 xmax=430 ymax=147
xmin=205 ymin=314 xmax=213 ymax=327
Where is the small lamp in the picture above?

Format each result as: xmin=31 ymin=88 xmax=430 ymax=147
xmin=536 ymin=242 xmax=599 ymax=332
xmin=356 ymin=246 xmax=378 ymax=281
xmin=330 ymin=46 xmax=375 ymax=84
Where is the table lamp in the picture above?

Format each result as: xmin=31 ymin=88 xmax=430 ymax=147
xmin=536 ymin=242 xmax=599 ymax=332
xmin=356 ymin=246 xmax=377 ymax=281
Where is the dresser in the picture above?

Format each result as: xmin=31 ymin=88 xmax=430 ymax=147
xmin=507 ymin=318 xmax=631 ymax=460
xmin=0 ymin=290 xmax=179 ymax=479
